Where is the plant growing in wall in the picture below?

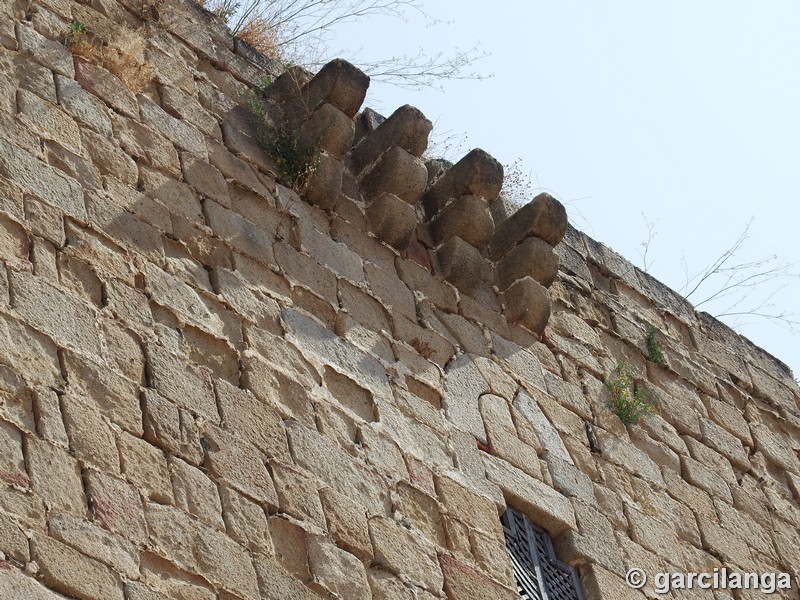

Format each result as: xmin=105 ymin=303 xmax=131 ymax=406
xmin=605 ymin=362 xmax=657 ymax=425
xmin=645 ymin=326 xmax=666 ymax=365
xmin=241 ymin=78 xmax=317 ymax=189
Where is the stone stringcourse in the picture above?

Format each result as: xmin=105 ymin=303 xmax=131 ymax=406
xmin=0 ymin=0 xmax=798 ymax=599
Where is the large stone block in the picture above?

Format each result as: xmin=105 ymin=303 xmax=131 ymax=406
xmin=360 ymin=146 xmax=428 ymax=204
xmin=351 ymin=104 xmax=432 ymax=174
xmin=436 ymin=236 xmax=489 ymax=294
xmin=49 ymin=511 xmax=140 ymax=579
xmin=145 ymin=343 xmax=218 ymax=422
xmin=369 ymin=516 xmax=443 ymax=593
xmin=308 ymin=538 xmax=371 ymax=600
xmin=138 ymin=94 xmax=207 ymax=158
xmin=220 ymin=485 xmax=274 ymax=555
xmin=18 ymin=89 xmax=82 ymax=156
xmin=0 ymin=138 xmax=85 ymax=220
xmin=366 ymin=192 xmax=417 ymax=250
xmin=489 ymin=192 xmax=568 ymax=259
xmin=9 ymin=270 xmax=100 ymax=355
xmin=201 ymin=424 xmax=278 ymax=510
xmin=74 ymin=59 xmax=139 ymax=119
xmin=85 ymin=470 xmax=147 ymax=545
xmin=501 ymin=276 xmax=552 ymax=336
xmin=303 ymin=58 xmax=370 ymax=118
xmin=287 ymin=421 xmax=388 ymax=516
xmin=496 ymin=235 xmax=559 ymax=291
xmin=298 ymin=102 xmax=355 ymax=160
xmin=442 ymin=354 xmax=490 ymax=442
xmin=429 ymin=194 xmax=494 ymax=249
xmin=439 ymin=555 xmax=518 ymax=600
xmin=300 ymin=149 xmax=343 ymax=210
xmin=144 ymin=503 xmax=260 ymax=599
xmin=32 ymin=533 xmax=124 ymax=600
xmin=483 ymin=453 xmax=577 ymax=535
xmin=421 ymin=149 xmax=503 ymax=218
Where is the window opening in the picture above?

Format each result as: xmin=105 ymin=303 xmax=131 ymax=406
xmin=501 ymin=507 xmax=585 ymax=600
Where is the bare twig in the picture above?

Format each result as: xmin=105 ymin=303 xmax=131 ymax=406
xmin=202 ymin=0 xmax=489 ymax=89
xmin=637 ymin=212 xmax=658 ymax=273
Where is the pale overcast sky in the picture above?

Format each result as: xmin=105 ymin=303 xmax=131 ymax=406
xmin=326 ymin=1 xmax=800 ymax=378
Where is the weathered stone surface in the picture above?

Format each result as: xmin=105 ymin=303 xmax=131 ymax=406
xmin=138 ymin=94 xmax=207 ymax=157
xmin=369 ymin=516 xmax=443 ymax=592
xmin=483 ymin=453 xmax=576 ymax=535
xmin=27 ymin=436 xmax=85 ymax=518
xmin=351 ymin=104 xmax=432 ymax=174
xmin=396 ymin=255 xmax=457 ymax=311
xmin=489 ymin=192 xmax=568 ymax=258
xmin=436 ymin=235 xmax=489 ymax=293
xmin=422 ymin=149 xmax=504 ymax=218
xmin=0 ymin=566 xmax=70 ymax=599
xmin=61 ymin=393 xmax=120 ymax=474
xmin=429 ymin=194 xmax=494 ymax=249
xmin=171 ymin=457 xmax=224 ymax=530
xmin=502 ymin=276 xmax=552 ymax=335
xmin=287 ymin=421 xmax=388 ymax=515
xmin=308 ymin=537 xmax=371 ymax=600
xmin=117 ymin=431 xmax=172 ymax=504
xmin=751 ymin=422 xmax=800 ymax=474
xmin=442 ymin=354 xmax=490 ymax=442
xmin=496 ymin=235 xmax=559 ymax=290
xmin=320 ymin=487 xmax=373 ymax=561
xmin=85 ymin=471 xmax=147 ymax=545
xmin=439 ymin=555 xmax=518 ymax=600
xmin=253 ymin=555 xmax=320 ymax=600
xmin=16 ymin=22 xmax=73 ymax=77
xmin=201 ymin=423 xmax=278 ymax=510
xmin=217 ymin=378 xmax=291 ymax=462
xmin=74 ymin=59 xmax=139 ymax=119
xmin=596 ymin=430 xmax=664 ymax=485
xmin=49 ymin=511 xmax=139 ymax=579
xmin=303 ymin=58 xmax=369 ymax=118
xmin=161 ymin=84 xmax=222 ymax=140
xmin=554 ymin=499 xmax=623 ymax=573
xmin=18 ymin=89 xmax=82 ymax=156
xmin=365 ymin=192 xmax=416 ymax=250
xmin=283 ymin=308 xmax=391 ymax=403
xmin=0 ymin=138 xmax=85 ymax=219
xmin=145 ymin=503 xmax=260 ymax=598
xmin=300 ymin=149 xmax=343 ymax=210
xmin=220 ymin=484 xmax=273 ymax=555
xmin=181 ymin=152 xmax=229 ymax=205
xmin=360 ymin=146 xmax=427 ymax=204
xmin=681 ymin=455 xmax=733 ymax=503
xmin=298 ymin=102 xmax=355 ymax=159
xmin=33 ymin=533 xmax=124 ymax=600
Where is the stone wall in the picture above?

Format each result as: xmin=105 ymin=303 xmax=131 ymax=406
xmin=0 ymin=0 xmax=798 ymax=598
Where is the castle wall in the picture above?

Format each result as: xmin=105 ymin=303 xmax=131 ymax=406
xmin=0 ymin=0 xmax=798 ymax=598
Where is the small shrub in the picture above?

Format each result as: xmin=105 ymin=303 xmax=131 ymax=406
xmin=605 ymin=362 xmax=657 ymax=425
xmin=64 ymin=21 xmax=99 ymax=61
xmin=645 ymin=326 xmax=666 ymax=365
xmin=241 ymin=80 xmax=318 ymax=189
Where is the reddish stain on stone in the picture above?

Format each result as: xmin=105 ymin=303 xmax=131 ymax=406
xmin=405 ymin=240 xmax=431 ymax=271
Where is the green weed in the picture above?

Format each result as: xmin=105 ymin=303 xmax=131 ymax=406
xmin=605 ymin=362 xmax=657 ymax=425
xmin=645 ymin=326 xmax=666 ymax=365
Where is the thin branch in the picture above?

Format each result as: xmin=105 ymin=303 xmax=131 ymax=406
xmin=636 ymin=212 xmax=658 ymax=273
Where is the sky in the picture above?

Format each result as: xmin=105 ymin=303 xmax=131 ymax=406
xmin=317 ymin=1 xmax=800 ymax=378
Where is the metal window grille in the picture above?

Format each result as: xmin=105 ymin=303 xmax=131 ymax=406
xmin=501 ymin=507 xmax=585 ymax=600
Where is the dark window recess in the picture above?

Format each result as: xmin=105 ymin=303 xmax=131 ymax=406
xmin=502 ymin=507 xmax=585 ymax=600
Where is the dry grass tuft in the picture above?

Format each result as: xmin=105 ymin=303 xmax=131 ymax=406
xmin=238 ymin=17 xmax=281 ymax=58
xmin=101 ymin=28 xmax=155 ymax=92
